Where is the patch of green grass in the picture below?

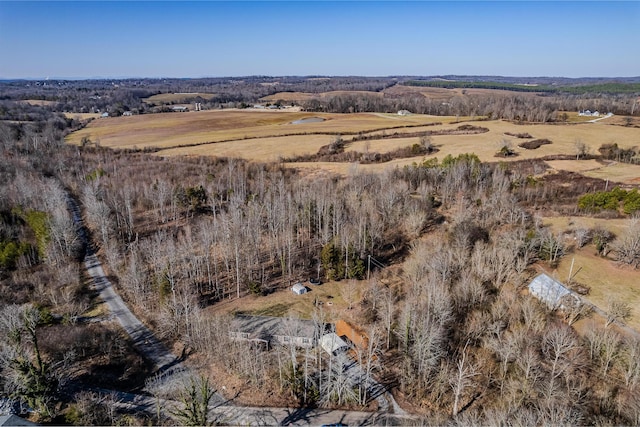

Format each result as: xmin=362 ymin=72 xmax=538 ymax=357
xmin=250 ymin=303 xmax=291 ymax=317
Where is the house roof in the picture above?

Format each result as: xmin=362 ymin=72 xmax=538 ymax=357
xmin=528 ymin=273 xmax=575 ymax=308
xmin=0 ymin=415 xmax=37 ymax=426
xmin=230 ymin=315 xmax=316 ymax=341
xmin=320 ymin=332 xmax=349 ymax=354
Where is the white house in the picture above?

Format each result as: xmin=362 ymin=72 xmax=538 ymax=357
xmin=292 ymin=282 xmax=307 ymax=295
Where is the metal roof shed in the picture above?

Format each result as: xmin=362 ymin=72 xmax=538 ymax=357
xmin=528 ymin=273 xmax=579 ymax=309
xmin=291 ymin=282 xmax=307 ymax=295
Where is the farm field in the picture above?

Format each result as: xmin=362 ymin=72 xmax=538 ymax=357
xmin=65 ymin=109 xmax=447 ymax=149
xmin=66 ymin=109 xmax=640 ymax=183
xmin=383 ymin=84 xmax=543 ymax=100
xmin=542 ymin=216 xmax=640 ymax=330
xmin=546 ymin=159 xmax=640 ymax=185
xmin=159 ymin=134 xmax=333 ymax=162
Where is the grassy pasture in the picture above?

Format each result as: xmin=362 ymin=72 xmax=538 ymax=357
xmin=208 ymin=280 xmax=359 ymax=321
xmin=546 ymin=159 xmax=640 ymax=185
xmin=382 ymin=84 xmax=542 ymax=100
xmin=143 ymin=92 xmax=216 ymax=104
xmin=159 ymin=134 xmax=333 ymax=162
xmin=65 ymin=110 xmax=448 ymax=149
xmin=346 ymin=120 xmax=638 ymax=169
xmin=66 ymin=109 xmax=640 ymax=183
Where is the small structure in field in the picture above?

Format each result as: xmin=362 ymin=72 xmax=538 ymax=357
xmin=172 ymin=106 xmax=188 ymax=112
xmin=320 ymin=332 xmax=350 ymax=355
xmin=528 ymin=273 xmax=580 ymax=309
xmin=397 ymin=109 xmax=411 ymax=116
xmin=292 ymin=282 xmax=307 ymax=295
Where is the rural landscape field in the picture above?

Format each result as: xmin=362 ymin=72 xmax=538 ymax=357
xmin=2 ymin=74 xmax=640 ymax=425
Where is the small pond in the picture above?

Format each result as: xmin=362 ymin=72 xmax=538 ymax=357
xmin=291 ymin=117 xmax=325 ymax=125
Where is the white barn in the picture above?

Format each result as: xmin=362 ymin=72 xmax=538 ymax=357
xmin=528 ymin=273 xmax=580 ymax=309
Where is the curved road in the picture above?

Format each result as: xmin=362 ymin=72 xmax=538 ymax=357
xmin=67 ymin=196 xmax=197 ymax=391
xmin=68 ymin=194 xmax=412 ymax=424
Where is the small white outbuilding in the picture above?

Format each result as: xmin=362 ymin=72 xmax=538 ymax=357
xmin=292 ymin=282 xmax=307 ymax=295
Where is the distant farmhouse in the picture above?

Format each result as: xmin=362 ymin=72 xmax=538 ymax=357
xmin=229 ymin=315 xmax=317 ymax=348
xmin=578 ymin=110 xmax=600 ymax=117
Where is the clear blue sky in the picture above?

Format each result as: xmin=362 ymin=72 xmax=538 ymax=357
xmin=1 ymin=1 xmax=638 ymax=79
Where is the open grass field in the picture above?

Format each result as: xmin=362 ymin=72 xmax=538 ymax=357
xmin=383 ymin=84 xmax=543 ymax=100
xmin=546 ymin=159 xmax=640 ymax=185
xmin=65 ymin=109 xmax=448 ymax=149
xmin=66 ymin=109 xmax=640 ymax=183
xmin=64 ymin=109 xmax=640 ymax=185
xmin=541 ymin=216 xmax=640 ymax=330
xmin=143 ymin=92 xmax=216 ymax=104
xmin=159 ymin=134 xmax=333 ymax=162
xmin=208 ymin=280 xmax=364 ymax=322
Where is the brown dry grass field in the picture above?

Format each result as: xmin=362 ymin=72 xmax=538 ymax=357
xmin=207 ymin=280 xmax=363 ymax=322
xmin=382 ymin=84 xmax=543 ymax=101
xmin=159 ymin=134 xmax=332 ymax=162
xmin=65 ymin=109 xmax=447 ymax=149
xmin=542 ymin=216 xmax=640 ymax=330
xmin=66 ymin=110 xmax=640 ymax=183
xmin=143 ymin=92 xmax=216 ymax=104
xmin=546 ymin=160 xmax=640 ymax=185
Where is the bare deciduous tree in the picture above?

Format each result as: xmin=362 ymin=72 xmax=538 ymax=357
xmin=605 ymin=297 xmax=632 ymax=327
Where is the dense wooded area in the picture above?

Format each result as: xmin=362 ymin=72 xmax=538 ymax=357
xmin=1 ymin=78 xmax=640 ymax=425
